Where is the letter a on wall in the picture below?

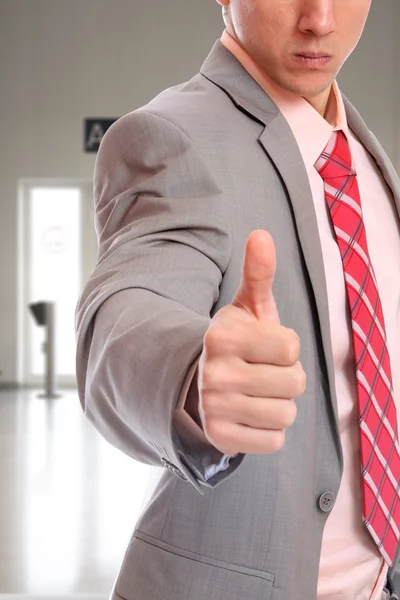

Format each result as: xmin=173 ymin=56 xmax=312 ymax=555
xmin=84 ymin=118 xmax=119 ymax=153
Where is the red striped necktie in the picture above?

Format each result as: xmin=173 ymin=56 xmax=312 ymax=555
xmin=315 ymin=130 xmax=400 ymax=565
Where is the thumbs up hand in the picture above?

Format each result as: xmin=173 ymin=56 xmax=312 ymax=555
xmin=197 ymin=230 xmax=306 ymax=456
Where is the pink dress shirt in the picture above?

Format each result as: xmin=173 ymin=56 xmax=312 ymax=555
xmin=220 ymin=31 xmax=400 ymax=600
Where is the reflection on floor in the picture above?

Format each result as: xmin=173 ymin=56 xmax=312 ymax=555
xmin=0 ymin=596 xmax=108 ymax=599
xmin=0 ymin=388 xmax=163 ymax=596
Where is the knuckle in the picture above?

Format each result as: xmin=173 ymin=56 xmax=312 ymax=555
xmin=267 ymin=430 xmax=286 ymax=453
xmin=201 ymin=355 xmax=238 ymax=390
xmin=204 ymin=326 xmax=239 ymax=357
xmin=200 ymin=363 xmax=219 ymax=390
xmin=202 ymin=360 xmax=240 ymax=391
xmin=280 ymin=401 xmax=297 ymax=428
xmin=292 ymin=364 xmax=307 ymax=396
xmin=281 ymin=329 xmax=300 ymax=365
xmin=218 ymin=363 xmax=240 ymax=389
xmin=203 ymin=419 xmax=220 ymax=442
xmin=284 ymin=330 xmax=301 ymax=363
xmin=287 ymin=328 xmax=300 ymax=344
xmin=200 ymin=392 xmax=217 ymax=416
xmin=203 ymin=328 xmax=219 ymax=353
xmin=205 ymin=421 xmax=237 ymax=455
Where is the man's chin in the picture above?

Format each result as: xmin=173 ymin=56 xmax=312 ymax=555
xmin=277 ymin=74 xmax=335 ymax=101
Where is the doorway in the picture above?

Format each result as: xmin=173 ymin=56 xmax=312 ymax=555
xmin=19 ymin=180 xmax=98 ymax=388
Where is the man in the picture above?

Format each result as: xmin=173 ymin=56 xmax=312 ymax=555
xmin=76 ymin=0 xmax=400 ymax=598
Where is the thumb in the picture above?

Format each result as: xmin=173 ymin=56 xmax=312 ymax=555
xmin=232 ymin=230 xmax=279 ymax=322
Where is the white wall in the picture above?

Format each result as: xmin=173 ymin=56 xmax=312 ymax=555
xmin=394 ymin=0 xmax=400 ymax=165
xmin=0 ymin=0 xmax=398 ymax=385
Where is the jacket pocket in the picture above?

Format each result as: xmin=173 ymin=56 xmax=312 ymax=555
xmin=116 ymin=531 xmax=274 ymax=600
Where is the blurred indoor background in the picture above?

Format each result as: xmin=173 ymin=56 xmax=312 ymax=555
xmin=0 ymin=0 xmax=399 ymax=598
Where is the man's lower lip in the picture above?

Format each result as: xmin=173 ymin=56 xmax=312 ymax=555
xmin=293 ymin=55 xmax=331 ymax=67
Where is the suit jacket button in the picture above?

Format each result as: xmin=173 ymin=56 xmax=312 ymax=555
xmin=160 ymin=458 xmax=187 ymax=481
xmin=318 ymin=492 xmax=336 ymax=513
xmin=171 ymin=466 xmax=188 ymax=481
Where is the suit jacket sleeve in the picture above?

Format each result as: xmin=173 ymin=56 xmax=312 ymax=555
xmin=75 ymin=109 xmax=245 ymax=491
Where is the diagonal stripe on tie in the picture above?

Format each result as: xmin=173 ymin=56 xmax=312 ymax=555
xmin=315 ymin=130 xmax=400 ymax=566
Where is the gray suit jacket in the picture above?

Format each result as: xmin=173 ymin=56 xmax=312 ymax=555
xmin=76 ymin=41 xmax=400 ymax=599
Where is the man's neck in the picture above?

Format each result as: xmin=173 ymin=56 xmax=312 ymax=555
xmin=303 ymin=87 xmax=333 ymax=119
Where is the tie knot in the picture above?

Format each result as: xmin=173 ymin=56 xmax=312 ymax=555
xmin=315 ymin=130 xmax=356 ymax=181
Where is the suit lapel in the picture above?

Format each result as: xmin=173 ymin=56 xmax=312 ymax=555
xmin=258 ymin=119 xmax=340 ymax=431
xmin=344 ymin=96 xmax=400 ymax=220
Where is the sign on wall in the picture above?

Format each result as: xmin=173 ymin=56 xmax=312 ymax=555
xmin=84 ymin=118 xmax=119 ymax=153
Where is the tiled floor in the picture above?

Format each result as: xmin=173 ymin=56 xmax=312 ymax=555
xmin=0 ymin=388 xmax=163 ymax=596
